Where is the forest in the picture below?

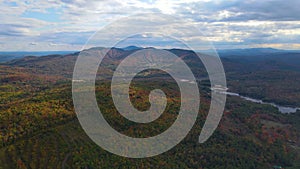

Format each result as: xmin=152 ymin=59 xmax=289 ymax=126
xmin=0 ymin=47 xmax=299 ymax=168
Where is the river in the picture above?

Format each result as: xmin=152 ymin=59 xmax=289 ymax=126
xmin=221 ymin=91 xmax=300 ymax=114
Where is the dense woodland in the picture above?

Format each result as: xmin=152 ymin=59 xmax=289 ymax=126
xmin=0 ymin=47 xmax=299 ymax=168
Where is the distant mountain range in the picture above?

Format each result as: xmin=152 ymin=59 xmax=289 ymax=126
xmin=1 ymin=47 xmax=300 ymax=63
xmin=3 ymin=46 xmax=300 ymax=77
xmin=216 ymin=48 xmax=300 ymax=57
xmin=0 ymin=51 xmax=77 ymax=63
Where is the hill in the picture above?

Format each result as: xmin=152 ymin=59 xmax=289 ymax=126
xmin=0 ymin=51 xmax=77 ymax=63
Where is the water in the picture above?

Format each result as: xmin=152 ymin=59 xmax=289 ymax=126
xmin=221 ymin=91 xmax=300 ymax=114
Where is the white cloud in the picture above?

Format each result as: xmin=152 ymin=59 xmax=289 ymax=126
xmin=0 ymin=0 xmax=300 ymax=50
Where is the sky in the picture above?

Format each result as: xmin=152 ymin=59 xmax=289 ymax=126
xmin=0 ymin=0 xmax=300 ymax=51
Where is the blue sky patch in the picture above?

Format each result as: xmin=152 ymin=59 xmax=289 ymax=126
xmin=21 ymin=8 xmax=62 ymax=22
xmin=4 ymin=1 xmax=18 ymax=7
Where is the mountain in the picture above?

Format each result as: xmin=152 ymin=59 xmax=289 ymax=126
xmin=1 ymin=47 xmax=206 ymax=79
xmin=4 ymin=47 xmax=300 ymax=76
xmin=217 ymin=48 xmax=300 ymax=57
xmin=0 ymin=51 xmax=77 ymax=63
xmin=122 ymin=45 xmax=143 ymax=51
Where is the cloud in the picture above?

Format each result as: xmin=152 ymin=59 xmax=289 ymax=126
xmin=0 ymin=0 xmax=300 ymax=50
xmin=30 ymin=42 xmax=38 ymax=45
xmin=37 ymin=31 xmax=94 ymax=45
xmin=184 ymin=0 xmax=300 ymax=22
xmin=0 ymin=24 xmax=39 ymax=36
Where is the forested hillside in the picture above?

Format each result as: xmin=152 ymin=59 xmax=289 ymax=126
xmin=0 ymin=47 xmax=299 ymax=168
